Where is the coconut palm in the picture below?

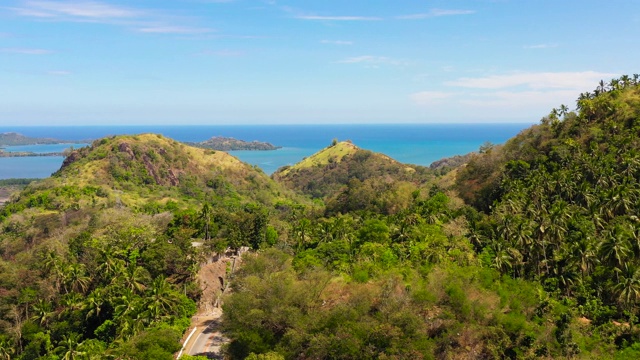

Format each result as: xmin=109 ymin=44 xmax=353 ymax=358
xmin=54 ymin=333 xmax=84 ymax=360
xmin=144 ymin=277 xmax=179 ymax=322
xmin=199 ymin=203 xmax=213 ymax=241
xmin=64 ymin=263 xmax=91 ymax=294
xmin=614 ymin=263 xmax=640 ymax=309
xmin=83 ymin=289 xmax=105 ymax=321
xmin=0 ymin=338 xmax=15 ymax=360
xmin=31 ymin=299 xmax=53 ymax=327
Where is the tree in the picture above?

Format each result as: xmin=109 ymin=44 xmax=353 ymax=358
xmin=614 ymin=263 xmax=640 ymax=310
xmin=64 ymin=263 xmax=91 ymax=294
xmin=199 ymin=203 xmax=213 ymax=241
xmin=31 ymin=299 xmax=53 ymax=327
xmin=144 ymin=277 xmax=179 ymax=322
xmin=54 ymin=333 xmax=84 ymax=360
xmin=0 ymin=338 xmax=15 ymax=360
xmin=83 ymin=289 xmax=105 ymax=321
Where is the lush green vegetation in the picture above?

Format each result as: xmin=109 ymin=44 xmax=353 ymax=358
xmin=272 ymin=141 xmax=433 ymax=214
xmin=186 ymin=136 xmax=281 ymax=151
xmin=455 ymin=75 xmax=640 ymax=356
xmin=0 ymin=135 xmax=305 ymax=359
xmin=3 ymin=78 xmax=640 ymax=359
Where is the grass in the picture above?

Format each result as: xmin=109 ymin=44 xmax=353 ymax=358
xmin=280 ymin=141 xmax=358 ymax=176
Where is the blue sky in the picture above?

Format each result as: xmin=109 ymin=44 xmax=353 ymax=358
xmin=0 ymin=0 xmax=638 ymax=125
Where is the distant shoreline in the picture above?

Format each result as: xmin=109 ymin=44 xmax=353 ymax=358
xmin=0 ymin=151 xmax=65 ymax=158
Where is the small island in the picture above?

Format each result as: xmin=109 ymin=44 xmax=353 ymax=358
xmin=0 ymin=132 xmax=73 ymax=146
xmin=0 ymin=132 xmax=86 ymax=157
xmin=186 ymin=136 xmax=281 ymax=151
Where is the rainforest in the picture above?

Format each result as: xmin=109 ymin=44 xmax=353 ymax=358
xmin=2 ymin=76 xmax=640 ymax=359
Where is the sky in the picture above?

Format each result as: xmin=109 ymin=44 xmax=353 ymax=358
xmin=1 ymin=0 xmax=639 ymax=125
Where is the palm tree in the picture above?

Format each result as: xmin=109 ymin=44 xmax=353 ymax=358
xmin=489 ymin=242 xmax=514 ymax=274
xmin=83 ymin=290 xmax=105 ymax=321
xmin=97 ymin=248 xmax=125 ymax=281
xmin=292 ymin=218 xmax=312 ymax=252
xmin=54 ymin=333 xmax=84 ymax=360
xmin=0 ymin=338 xmax=15 ymax=360
xmin=199 ymin=203 xmax=213 ymax=241
xmin=569 ymin=238 xmax=597 ymax=280
xmin=598 ymin=226 xmax=632 ymax=272
xmin=113 ymin=288 xmax=139 ymax=318
xmin=620 ymin=74 xmax=631 ymax=88
xmin=64 ymin=263 xmax=91 ymax=294
xmin=598 ymin=79 xmax=607 ymax=93
xmin=144 ymin=277 xmax=179 ymax=322
xmin=31 ymin=299 xmax=53 ymax=327
xmin=614 ymin=263 xmax=640 ymax=310
xmin=115 ymin=265 xmax=147 ymax=294
xmin=60 ymin=293 xmax=84 ymax=315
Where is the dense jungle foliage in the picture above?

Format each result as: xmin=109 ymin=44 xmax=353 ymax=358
xmin=2 ymin=76 xmax=640 ymax=359
xmin=0 ymin=135 xmax=305 ymax=359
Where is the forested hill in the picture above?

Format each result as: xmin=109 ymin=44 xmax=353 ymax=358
xmin=51 ymin=133 xmax=296 ymax=208
xmin=0 ymin=134 xmax=306 ymax=359
xmin=5 ymin=77 xmax=640 ymax=359
xmin=456 ymin=75 xmax=640 ymax=350
xmin=272 ymin=141 xmax=433 ymax=214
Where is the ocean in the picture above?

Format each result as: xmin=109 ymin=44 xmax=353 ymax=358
xmin=0 ymin=124 xmax=533 ymax=179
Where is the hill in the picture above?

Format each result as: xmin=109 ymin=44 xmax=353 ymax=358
xmin=273 ymin=141 xmax=433 ymax=214
xmin=455 ymin=75 xmax=640 ymax=356
xmin=47 ymin=133 xmax=292 ymax=209
xmin=186 ymin=136 xmax=281 ymax=151
xmin=0 ymin=134 xmax=307 ymax=359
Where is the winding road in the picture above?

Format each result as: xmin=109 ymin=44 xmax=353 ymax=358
xmin=183 ymin=310 xmax=228 ymax=359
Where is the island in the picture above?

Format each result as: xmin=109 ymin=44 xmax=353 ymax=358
xmin=185 ymin=136 xmax=281 ymax=151
xmin=0 ymin=132 xmax=76 ymax=146
xmin=0 ymin=132 xmax=87 ymax=157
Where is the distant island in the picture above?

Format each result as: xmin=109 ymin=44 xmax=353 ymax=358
xmin=0 ymin=132 xmax=80 ymax=146
xmin=0 ymin=132 xmax=87 ymax=157
xmin=185 ymin=136 xmax=281 ymax=151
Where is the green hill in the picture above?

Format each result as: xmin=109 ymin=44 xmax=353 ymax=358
xmin=4 ymin=76 xmax=640 ymax=359
xmin=0 ymin=134 xmax=306 ymax=359
xmin=456 ymin=76 xmax=640 ymax=354
xmin=273 ymin=141 xmax=433 ymax=214
xmin=44 ymin=133 xmax=293 ymax=209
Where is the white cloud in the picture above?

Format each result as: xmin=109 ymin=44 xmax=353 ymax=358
xmin=12 ymin=1 xmax=215 ymax=37
xmin=445 ymin=71 xmax=618 ymax=90
xmin=296 ymin=15 xmax=381 ymax=21
xmin=0 ymin=48 xmax=52 ymax=55
xmin=321 ymin=40 xmax=353 ymax=45
xmin=397 ymin=9 xmax=475 ymax=20
xmin=410 ymin=91 xmax=455 ymax=105
xmin=14 ymin=0 xmax=138 ymax=19
xmin=138 ymin=26 xmax=214 ymax=34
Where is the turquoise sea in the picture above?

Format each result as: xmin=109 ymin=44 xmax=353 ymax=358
xmin=0 ymin=124 xmax=534 ymax=180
